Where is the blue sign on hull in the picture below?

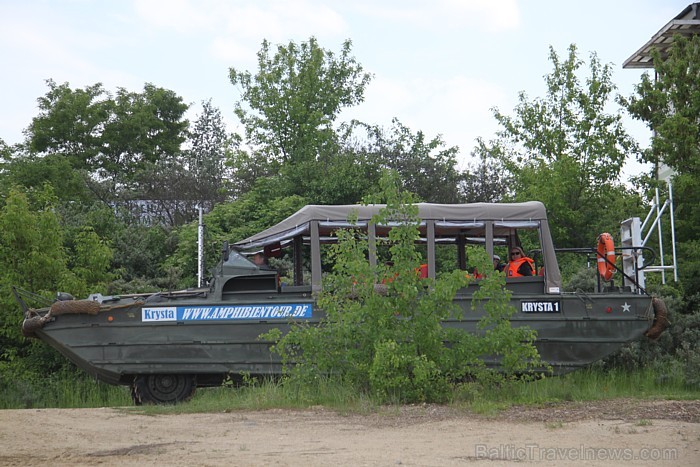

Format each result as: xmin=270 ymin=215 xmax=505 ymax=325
xmin=142 ymin=304 xmax=313 ymax=322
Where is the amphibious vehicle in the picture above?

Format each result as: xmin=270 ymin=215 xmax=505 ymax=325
xmin=16 ymin=202 xmax=667 ymax=404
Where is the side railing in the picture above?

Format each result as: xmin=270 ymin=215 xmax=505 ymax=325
xmin=531 ymin=246 xmax=657 ymax=296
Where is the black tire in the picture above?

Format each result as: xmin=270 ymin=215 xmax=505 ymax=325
xmin=132 ymin=374 xmax=196 ymax=405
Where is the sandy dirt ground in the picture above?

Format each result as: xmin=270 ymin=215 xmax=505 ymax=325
xmin=1 ymin=399 xmax=699 ymax=466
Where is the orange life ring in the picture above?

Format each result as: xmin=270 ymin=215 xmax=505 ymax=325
xmin=596 ymin=233 xmax=616 ymax=281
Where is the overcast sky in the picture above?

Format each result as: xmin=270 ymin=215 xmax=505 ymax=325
xmin=0 ymin=0 xmax=690 ymax=178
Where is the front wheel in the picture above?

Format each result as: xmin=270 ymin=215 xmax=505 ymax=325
xmin=131 ymin=374 xmax=196 ymax=405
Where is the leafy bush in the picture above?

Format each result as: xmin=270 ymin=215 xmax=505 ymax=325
xmin=266 ymin=172 xmax=545 ymax=403
xmin=600 ymin=283 xmax=700 ymax=388
xmin=564 ymin=264 xmax=597 ymax=292
xmin=369 ymin=340 xmax=449 ymax=403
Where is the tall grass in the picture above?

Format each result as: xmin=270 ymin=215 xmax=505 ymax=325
xmin=466 ymin=363 xmax=697 ymax=414
xmin=2 ymin=365 xmax=697 ymax=412
xmin=139 ymin=376 xmax=377 ymax=415
xmin=0 ymin=373 xmax=131 ymax=409
xmin=139 ymin=365 xmax=700 ymax=415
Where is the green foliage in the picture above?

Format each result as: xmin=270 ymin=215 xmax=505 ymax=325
xmin=0 ymin=187 xmax=63 ymax=370
xmin=28 ymin=81 xmax=109 ymax=172
xmin=369 ymin=340 xmax=449 ymax=403
xmin=1 ymin=151 xmax=93 ymax=203
xmin=343 ymin=118 xmax=464 ymax=203
xmin=110 ymin=223 xmax=175 ymax=281
xmin=228 ymin=36 xmax=464 ymax=206
xmin=229 ymin=37 xmax=375 ymax=204
xmin=622 ymin=34 xmax=700 ymax=176
xmin=181 ymin=99 xmax=236 ymax=213
xmin=230 ymin=37 xmax=371 ymax=165
xmin=267 ymin=172 xmax=544 ymax=403
xmin=68 ymin=227 xmax=116 ymax=296
xmin=460 ymin=151 xmax=511 ymax=202
xmin=97 ymin=83 xmax=189 ymax=191
xmin=0 ymin=186 xmax=114 ymax=381
xmin=622 ymin=34 xmax=700 ymax=296
xmin=472 ymin=248 xmax=544 ymax=375
xmin=0 ymin=186 xmax=68 ymax=294
xmin=26 ymin=80 xmax=190 ymax=215
xmin=165 ymin=192 xmax=308 ymax=286
xmin=596 ymin=284 xmax=700 ymax=390
xmin=295 ymin=148 xmax=381 ymax=205
xmin=477 ymin=44 xmax=643 ymax=247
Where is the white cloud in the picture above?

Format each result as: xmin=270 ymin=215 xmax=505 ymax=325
xmin=443 ymin=0 xmax=520 ymax=31
xmin=340 ymin=73 xmax=509 ymax=167
xmin=403 ymin=76 xmax=509 ymax=165
xmin=349 ymin=0 xmax=520 ymax=32
xmin=209 ymin=37 xmax=256 ymax=65
xmin=0 ymin=5 xmax=142 ymax=143
xmin=133 ymin=0 xmax=349 ymax=59
xmin=134 ymin=0 xmax=348 ymax=36
xmin=132 ymin=0 xmax=213 ymax=33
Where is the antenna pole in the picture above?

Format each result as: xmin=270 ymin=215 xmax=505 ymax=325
xmin=197 ymin=206 xmax=205 ymax=288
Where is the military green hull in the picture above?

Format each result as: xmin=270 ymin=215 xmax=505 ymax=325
xmin=31 ymin=291 xmax=316 ymax=387
xmin=26 ymin=278 xmax=656 ymax=391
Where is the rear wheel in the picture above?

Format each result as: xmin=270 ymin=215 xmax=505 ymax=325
xmin=132 ymin=374 xmax=196 ymax=405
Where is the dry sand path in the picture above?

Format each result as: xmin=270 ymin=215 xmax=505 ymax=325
xmin=0 ymin=399 xmax=698 ymax=466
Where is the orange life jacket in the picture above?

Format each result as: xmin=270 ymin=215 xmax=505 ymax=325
xmin=470 ymin=268 xmax=483 ymax=279
xmin=381 ymin=265 xmax=427 ymax=283
xmin=507 ymin=257 xmax=535 ymax=277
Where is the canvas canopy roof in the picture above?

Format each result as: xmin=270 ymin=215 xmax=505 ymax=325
xmin=235 ymin=202 xmax=548 ymax=247
xmin=234 ymin=202 xmax=562 ymax=294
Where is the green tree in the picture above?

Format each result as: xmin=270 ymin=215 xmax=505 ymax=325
xmin=622 ymin=35 xmax=700 ymax=177
xmin=0 ymin=187 xmax=70 ymax=295
xmin=184 ymin=100 xmax=235 ymax=211
xmin=459 ymin=149 xmax=511 ymax=202
xmin=230 ymin=37 xmax=371 ymax=165
xmin=28 ymin=80 xmax=108 ymax=175
xmin=274 ymin=147 xmax=380 ymax=205
xmin=26 ymin=80 xmax=189 ymax=205
xmin=0 ymin=186 xmax=117 ymax=379
xmin=229 ymin=37 xmax=372 ymax=200
xmin=103 ymin=84 xmax=189 ymax=197
xmin=2 ymin=151 xmax=93 ymax=203
xmin=68 ymin=227 xmax=116 ymax=296
xmin=0 ymin=138 xmax=8 ymax=159
xmin=622 ymin=34 xmax=700 ymax=296
xmin=476 ymin=44 xmax=642 ymax=247
xmin=225 ymin=145 xmax=274 ymax=200
xmin=227 ymin=37 xmax=469 ymax=207
xmin=8 ymin=81 xmax=107 ymax=203
xmin=345 ymin=119 xmax=464 ymax=203
xmin=0 ymin=188 xmax=71 ymax=372
xmin=134 ymin=100 xmax=237 ymax=228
